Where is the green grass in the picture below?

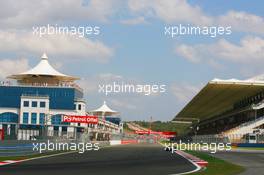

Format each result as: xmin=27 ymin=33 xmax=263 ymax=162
xmin=186 ymin=151 xmax=245 ymax=175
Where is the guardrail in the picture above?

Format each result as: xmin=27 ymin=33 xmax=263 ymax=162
xmin=0 ymin=140 xmax=110 ymax=157
xmin=171 ymin=134 xmax=264 ymax=144
xmin=0 ymin=140 xmax=50 ymax=157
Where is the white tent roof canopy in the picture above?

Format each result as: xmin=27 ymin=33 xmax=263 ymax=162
xmin=91 ymin=101 xmax=119 ymax=116
xmin=8 ymin=53 xmax=79 ymax=81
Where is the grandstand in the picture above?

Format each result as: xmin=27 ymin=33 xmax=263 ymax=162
xmin=173 ymin=77 xmax=264 ymax=143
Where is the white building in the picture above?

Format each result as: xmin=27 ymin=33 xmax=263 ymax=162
xmin=0 ymin=54 xmax=121 ymax=141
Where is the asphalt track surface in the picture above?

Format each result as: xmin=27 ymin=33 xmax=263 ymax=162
xmin=213 ymin=151 xmax=264 ymax=175
xmin=0 ymin=143 xmax=196 ymax=175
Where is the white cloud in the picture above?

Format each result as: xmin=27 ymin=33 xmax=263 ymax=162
xmin=170 ymin=83 xmax=201 ymax=103
xmin=1 ymin=0 xmax=264 ymax=37
xmin=0 ymin=58 xmax=29 ymax=79
xmin=0 ymin=31 xmax=113 ymax=62
xmin=128 ymin=0 xmax=212 ymax=25
xmin=120 ymin=17 xmax=146 ymax=25
xmin=78 ymin=78 xmax=98 ymax=95
xmin=79 ymin=73 xmax=186 ymax=121
xmin=127 ymin=0 xmax=264 ymax=36
xmin=218 ymin=11 xmax=264 ymax=35
xmin=175 ymin=36 xmax=264 ymax=64
xmin=98 ymin=73 xmax=123 ymax=81
xmin=0 ymin=0 xmax=120 ymax=28
xmin=78 ymin=73 xmax=165 ymax=97
xmin=175 ymin=44 xmax=200 ymax=63
xmin=110 ymin=99 xmax=136 ymax=109
xmin=78 ymin=73 xmax=124 ymax=95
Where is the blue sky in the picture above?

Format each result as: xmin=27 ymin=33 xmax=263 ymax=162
xmin=0 ymin=0 xmax=264 ymax=121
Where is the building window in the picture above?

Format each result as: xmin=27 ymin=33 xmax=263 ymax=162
xmin=23 ymin=101 xmax=29 ymax=107
xmin=32 ymin=101 xmax=38 ymax=107
xmin=51 ymin=114 xmax=62 ymax=125
xmin=31 ymin=113 xmax=37 ymax=124
xmin=0 ymin=112 xmax=18 ymax=123
xmin=40 ymin=101 xmax=46 ymax=108
xmin=51 ymin=114 xmax=70 ymax=125
xmin=39 ymin=113 xmax=45 ymax=125
xmin=78 ymin=104 xmax=81 ymax=110
xmin=23 ymin=112 xmax=29 ymax=124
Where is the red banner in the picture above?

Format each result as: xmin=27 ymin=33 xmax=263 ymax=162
xmin=161 ymin=131 xmax=177 ymax=135
xmin=135 ymin=130 xmax=176 ymax=136
xmin=135 ymin=130 xmax=150 ymax=134
xmin=63 ymin=115 xmax=98 ymax=124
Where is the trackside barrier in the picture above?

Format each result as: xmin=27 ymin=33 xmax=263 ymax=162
xmin=232 ymin=143 xmax=264 ymax=148
xmin=191 ymin=134 xmax=264 ymax=144
xmin=0 ymin=141 xmax=111 ymax=166
xmin=172 ymin=134 xmax=264 ymax=144
xmin=96 ymin=141 xmax=110 ymax=147
xmin=0 ymin=140 xmax=44 ymax=157
xmin=110 ymin=140 xmax=121 ymax=145
xmin=109 ymin=139 xmax=138 ymax=145
xmin=121 ymin=140 xmax=138 ymax=144
xmin=0 ymin=140 xmax=110 ymax=157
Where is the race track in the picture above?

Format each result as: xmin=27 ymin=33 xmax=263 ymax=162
xmin=0 ymin=143 xmax=196 ymax=175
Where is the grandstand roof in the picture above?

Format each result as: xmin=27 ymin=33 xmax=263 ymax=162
xmin=174 ymin=78 xmax=264 ymax=121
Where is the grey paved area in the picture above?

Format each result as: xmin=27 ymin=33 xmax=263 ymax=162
xmin=213 ymin=151 xmax=264 ymax=175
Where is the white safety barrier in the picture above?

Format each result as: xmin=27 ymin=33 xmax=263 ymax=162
xmin=109 ymin=140 xmax=121 ymax=145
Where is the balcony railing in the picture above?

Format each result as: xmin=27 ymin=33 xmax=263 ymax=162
xmin=0 ymin=81 xmax=83 ymax=92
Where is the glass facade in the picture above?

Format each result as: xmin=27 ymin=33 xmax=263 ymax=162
xmin=20 ymin=124 xmax=41 ymax=129
xmin=32 ymin=101 xmax=37 ymax=107
xmin=39 ymin=113 xmax=45 ymax=124
xmin=23 ymin=101 xmax=29 ymax=107
xmin=51 ymin=114 xmax=70 ymax=125
xmin=31 ymin=112 xmax=37 ymax=124
xmin=106 ymin=117 xmax=121 ymax=125
xmin=51 ymin=114 xmax=62 ymax=125
xmin=23 ymin=112 xmax=29 ymax=124
xmin=0 ymin=112 xmax=18 ymax=123
xmin=0 ymin=86 xmax=83 ymax=110
xmin=40 ymin=101 xmax=46 ymax=108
